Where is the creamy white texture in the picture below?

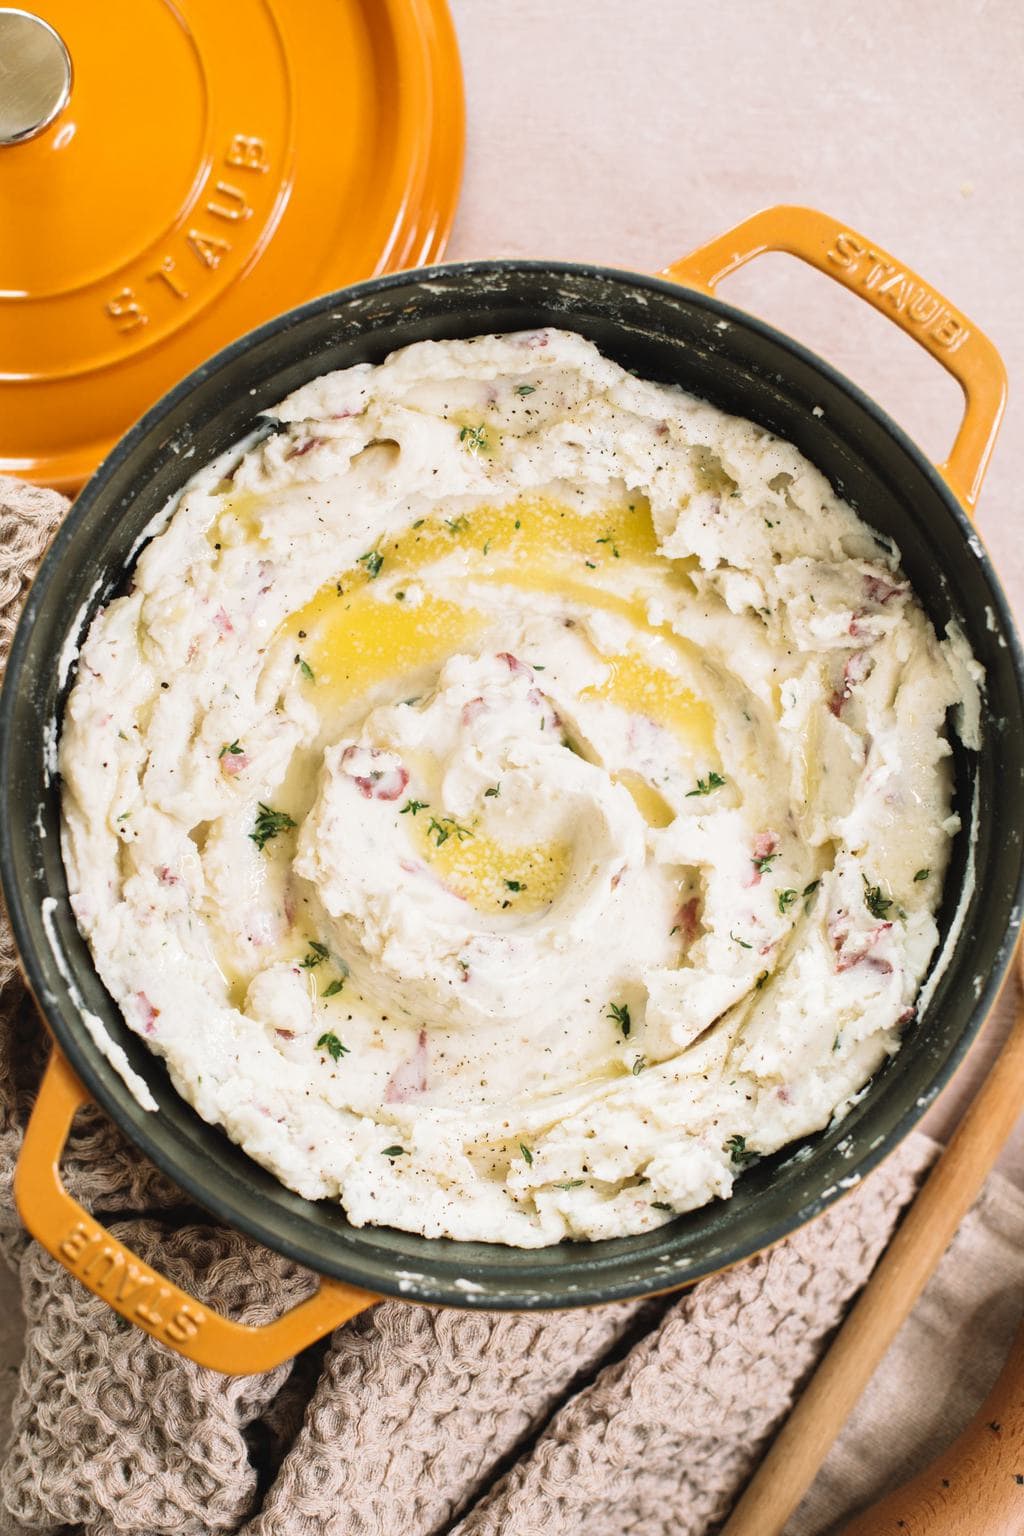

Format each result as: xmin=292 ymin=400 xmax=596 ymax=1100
xmin=59 ymin=329 xmax=980 ymax=1245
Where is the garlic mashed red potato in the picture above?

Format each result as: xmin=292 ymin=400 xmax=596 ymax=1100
xmin=60 ymin=329 xmax=980 ymax=1246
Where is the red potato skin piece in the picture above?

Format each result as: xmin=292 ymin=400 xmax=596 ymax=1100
xmin=384 ymin=1029 xmax=429 ymax=1103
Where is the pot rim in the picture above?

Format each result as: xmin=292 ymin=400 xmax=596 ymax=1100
xmin=3 ymin=255 xmax=1023 ymax=1309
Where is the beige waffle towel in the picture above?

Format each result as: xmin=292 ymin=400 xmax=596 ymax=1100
xmin=0 ymin=476 xmax=1020 ymax=1536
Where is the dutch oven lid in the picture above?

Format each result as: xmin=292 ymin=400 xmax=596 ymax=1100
xmin=0 ymin=1 xmax=464 ymax=490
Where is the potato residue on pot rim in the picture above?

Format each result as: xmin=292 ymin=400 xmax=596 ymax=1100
xmin=58 ymin=328 xmax=982 ymax=1246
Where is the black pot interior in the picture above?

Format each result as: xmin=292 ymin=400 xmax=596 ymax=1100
xmin=4 ymin=262 xmax=1023 ymax=1309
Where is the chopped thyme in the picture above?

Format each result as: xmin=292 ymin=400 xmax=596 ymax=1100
xmin=400 ymin=799 xmax=429 ymax=816
xmin=862 ymin=876 xmax=893 ymax=920
xmin=754 ymin=970 xmax=769 ymax=989
xmin=504 ymin=879 xmax=525 ymax=892
xmin=482 ymin=538 xmax=492 ymax=555
xmin=299 ymin=940 xmax=330 ymax=969
xmin=219 ymin=739 xmax=243 ymax=758
xmin=777 ymin=888 xmax=798 ymax=914
xmin=295 ymin=655 xmax=315 ymax=682
xmin=832 ymin=1032 xmax=842 ymax=1051
xmin=607 ymin=1001 xmax=632 ymax=1037
xmin=651 ymin=1200 xmax=673 ymax=1212
xmin=382 ymin=1145 xmax=406 ymax=1158
xmin=731 ymin=932 xmax=752 ymax=949
xmin=412 ymin=518 xmax=425 ymax=529
xmin=445 ymin=515 xmax=470 ymax=534
xmin=584 ymin=560 xmax=597 ymax=569
xmin=427 ymin=815 xmax=474 ymax=847
xmin=631 ymin=1055 xmax=647 ymax=1075
xmin=754 ymin=852 xmax=779 ymax=875
xmin=484 ymin=784 xmax=501 ymax=798
xmin=686 ymin=771 xmax=726 ymax=797
xmin=725 ymin=1133 xmax=757 ymax=1167
xmin=519 ymin=1142 xmax=533 ymax=1165
xmin=595 ymin=530 xmax=620 ymax=558
xmin=914 ymin=868 xmax=930 ymax=882
xmin=358 ymin=549 xmax=384 ymax=579
xmin=459 ymin=423 xmax=488 ymax=453
xmin=514 ymin=383 xmax=536 ymax=396
xmin=315 ymin=1031 xmax=348 ymax=1063
xmin=802 ymin=880 xmax=820 ymax=897
xmin=557 ymin=1179 xmax=584 ymax=1190
xmin=250 ymin=803 xmax=296 ymax=851
xmin=322 ymin=979 xmax=345 ymax=998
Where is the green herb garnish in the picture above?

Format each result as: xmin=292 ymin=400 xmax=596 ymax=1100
xmin=862 ymin=876 xmax=893 ymax=920
xmin=445 ymin=515 xmax=470 ymax=534
xmin=295 ymin=655 xmax=315 ymax=682
xmin=505 ymin=879 xmax=525 ymax=892
xmin=514 ymin=383 xmax=536 ymax=396
xmin=382 ymin=1145 xmax=406 ymax=1158
xmin=651 ymin=1201 xmax=673 ymax=1212
xmin=250 ymin=803 xmax=296 ymax=851
xmin=725 ymin=1133 xmax=757 ymax=1167
xmin=519 ymin=1143 xmax=533 ymax=1165
xmin=686 ymin=771 xmax=726 ymax=798
xmin=631 ymin=1055 xmax=647 ymax=1076
xmin=358 ymin=549 xmax=384 ymax=579
xmin=731 ymin=932 xmax=753 ymax=949
xmin=300 ymin=940 xmax=329 ymax=969
xmin=754 ymin=852 xmax=779 ymax=875
xmin=484 ymin=784 xmax=501 ymax=798
xmin=427 ymin=816 xmax=474 ymax=847
xmin=777 ymin=888 xmax=798 ymax=914
xmin=400 ymin=799 xmax=429 ymax=816
xmin=459 ymin=424 xmax=488 ymax=453
xmin=322 ymin=979 xmax=345 ymax=998
xmin=557 ymin=1179 xmax=584 ymax=1190
xmin=607 ymin=1001 xmax=631 ymax=1037
xmin=595 ymin=530 xmax=620 ymax=558
xmin=316 ymin=1031 xmax=348 ymax=1063
xmin=219 ymin=739 xmax=243 ymax=758
xmin=914 ymin=868 xmax=930 ymax=882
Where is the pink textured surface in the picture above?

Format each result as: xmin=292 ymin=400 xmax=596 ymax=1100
xmin=446 ymin=0 xmax=1024 ymax=1182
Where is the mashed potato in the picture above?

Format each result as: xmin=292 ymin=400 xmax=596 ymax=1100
xmin=59 ymin=329 xmax=980 ymax=1245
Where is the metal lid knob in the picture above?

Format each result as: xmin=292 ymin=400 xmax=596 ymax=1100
xmin=0 ymin=8 xmax=72 ymax=146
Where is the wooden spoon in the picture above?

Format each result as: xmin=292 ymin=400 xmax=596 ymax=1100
xmin=719 ymin=948 xmax=1024 ymax=1536
xmin=839 ymin=1308 xmax=1024 ymax=1535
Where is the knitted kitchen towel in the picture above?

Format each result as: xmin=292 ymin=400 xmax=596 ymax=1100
xmin=0 ymin=474 xmax=1020 ymax=1536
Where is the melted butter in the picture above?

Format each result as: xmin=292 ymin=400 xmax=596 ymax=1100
xmin=209 ymin=491 xmax=266 ymax=549
xmin=614 ymin=770 xmax=676 ymax=828
xmin=417 ymin=818 xmax=571 ymax=914
xmin=284 ymin=585 xmax=485 ymax=710
xmin=272 ymin=492 xmax=719 ymax=821
xmin=587 ymin=651 xmax=716 ymax=757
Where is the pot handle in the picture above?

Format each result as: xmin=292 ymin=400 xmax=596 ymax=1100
xmin=659 ymin=205 xmax=1007 ymax=515
xmin=14 ymin=1048 xmax=379 ymax=1374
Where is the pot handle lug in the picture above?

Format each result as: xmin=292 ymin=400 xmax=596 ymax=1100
xmin=15 ymin=1048 xmax=379 ymax=1374
xmin=659 ymin=205 xmax=1007 ymax=515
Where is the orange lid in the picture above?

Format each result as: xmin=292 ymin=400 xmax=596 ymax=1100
xmin=0 ymin=1 xmax=464 ymax=490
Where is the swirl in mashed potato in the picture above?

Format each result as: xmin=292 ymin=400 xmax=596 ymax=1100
xmin=60 ymin=329 xmax=981 ymax=1245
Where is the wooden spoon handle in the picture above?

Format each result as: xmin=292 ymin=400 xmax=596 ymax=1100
xmin=839 ymin=1310 xmax=1024 ymax=1535
xmin=719 ymin=971 xmax=1024 ymax=1536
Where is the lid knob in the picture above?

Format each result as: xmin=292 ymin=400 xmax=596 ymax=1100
xmin=0 ymin=7 xmax=72 ymax=145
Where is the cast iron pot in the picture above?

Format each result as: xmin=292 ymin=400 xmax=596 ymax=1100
xmin=3 ymin=205 xmax=1022 ymax=1375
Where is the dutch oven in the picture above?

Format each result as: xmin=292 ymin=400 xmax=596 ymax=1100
xmin=3 ymin=205 xmax=1021 ymax=1374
